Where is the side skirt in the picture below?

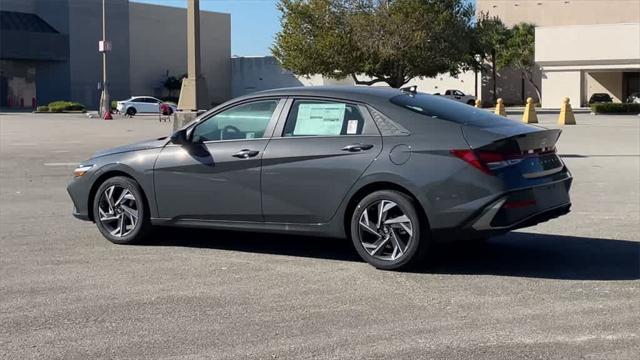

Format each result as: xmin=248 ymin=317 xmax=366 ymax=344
xmin=150 ymin=217 xmax=345 ymax=238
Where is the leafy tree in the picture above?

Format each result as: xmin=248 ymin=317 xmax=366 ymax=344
xmin=473 ymin=12 xmax=509 ymax=102
xmin=272 ymin=0 xmax=474 ymax=88
xmin=499 ymin=23 xmax=540 ymax=100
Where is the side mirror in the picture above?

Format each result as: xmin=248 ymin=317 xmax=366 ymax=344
xmin=170 ymin=128 xmax=189 ymax=145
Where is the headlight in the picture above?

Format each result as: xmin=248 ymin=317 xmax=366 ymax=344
xmin=73 ymin=165 xmax=94 ymax=177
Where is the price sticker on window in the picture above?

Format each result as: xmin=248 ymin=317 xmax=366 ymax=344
xmin=346 ymin=120 xmax=358 ymax=134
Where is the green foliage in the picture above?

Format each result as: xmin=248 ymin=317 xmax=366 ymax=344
xmin=36 ymin=106 xmax=49 ymax=112
xmin=590 ymin=103 xmax=640 ymax=114
xmin=499 ymin=22 xmax=540 ymax=100
xmin=111 ymin=100 xmax=118 ymax=110
xmin=47 ymin=101 xmax=85 ymax=112
xmin=464 ymin=12 xmax=509 ymax=102
xmin=163 ymin=75 xmax=185 ymax=97
xmin=49 ymin=105 xmax=65 ymax=113
xmin=272 ymin=0 xmax=474 ymax=88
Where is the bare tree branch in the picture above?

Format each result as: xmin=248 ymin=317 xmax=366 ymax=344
xmin=350 ymin=74 xmax=389 ymax=86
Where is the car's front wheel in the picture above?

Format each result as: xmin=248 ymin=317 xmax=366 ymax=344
xmin=350 ymin=190 xmax=429 ymax=270
xmin=93 ymin=176 xmax=150 ymax=244
xmin=126 ymin=107 xmax=137 ymax=116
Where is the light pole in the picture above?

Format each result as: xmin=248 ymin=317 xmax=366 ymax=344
xmin=99 ymin=0 xmax=112 ymax=119
xmin=177 ymin=0 xmax=208 ymax=112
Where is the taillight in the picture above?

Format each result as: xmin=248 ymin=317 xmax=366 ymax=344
xmin=452 ymin=147 xmax=557 ymax=175
xmin=450 ymin=149 xmax=493 ymax=175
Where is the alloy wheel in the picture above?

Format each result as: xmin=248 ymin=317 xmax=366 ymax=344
xmin=97 ymin=185 xmax=139 ymax=237
xmin=358 ymin=200 xmax=413 ymax=261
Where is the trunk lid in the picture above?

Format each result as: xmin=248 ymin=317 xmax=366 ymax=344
xmin=461 ymin=124 xmax=566 ymax=182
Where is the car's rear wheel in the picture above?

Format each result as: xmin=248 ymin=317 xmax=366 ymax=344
xmin=126 ymin=107 xmax=137 ymax=116
xmin=93 ymin=176 xmax=150 ymax=244
xmin=350 ymin=190 xmax=429 ymax=270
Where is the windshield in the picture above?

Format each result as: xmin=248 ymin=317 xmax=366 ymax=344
xmin=389 ymin=93 xmax=513 ymax=128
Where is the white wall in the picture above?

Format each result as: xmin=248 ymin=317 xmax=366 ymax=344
xmin=540 ymin=70 xmax=582 ymax=108
xmin=536 ymin=23 xmax=640 ymax=66
xmin=230 ymin=57 xmax=478 ymax=98
xmin=231 ymin=56 xmax=303 ymax=97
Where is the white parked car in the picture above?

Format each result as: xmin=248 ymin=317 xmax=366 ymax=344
xmin=626 ymin=92 xmax=640 ymax=104
xmin=116 ymin=96 xmax=177 ymax=116
xmin=434 ymin=89 xmax=477 ymax=105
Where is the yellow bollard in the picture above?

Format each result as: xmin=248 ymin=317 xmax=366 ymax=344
xmin=558 ymin=97 xmax=576 ymax=125
xmin=475 ymin=99 xmax=481 ymax=108
xmin=522 ymin=97 xmax=538 ymax=124
xmin=494 ymin=98 xmax=506 ymax=117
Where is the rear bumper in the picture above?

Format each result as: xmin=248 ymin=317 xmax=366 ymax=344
xmin=433 ymin=176 xmax=572 ymax=242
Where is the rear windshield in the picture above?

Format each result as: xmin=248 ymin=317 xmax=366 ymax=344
xmin=389 ymin=93 xmax=513 ymax=128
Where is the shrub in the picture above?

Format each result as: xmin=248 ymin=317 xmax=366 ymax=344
xmin=48 ymin=100 xmax=69 ymax=108
xmin=36 ymin=105 xmax=49 ymax=112
xmin=590 ymin=103 xmax=640 ymax=114
xmin=66 ymin=102 xmax=85 ymax=111
xmin=47 ymin=100 xmax=85 ymax=112
xmin=49 ymin=105 xmax=65 ymax=113
xmin=111 ymin=100 xmax=118 ymax=110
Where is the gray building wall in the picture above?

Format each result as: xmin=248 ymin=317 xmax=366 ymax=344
xmin=1 ymin=0 xmax=72 ymax=105
xmin=2 ymin=0 xmax=230 ymax=109
xmin=67 ymin=0 xmax=130 ymax=109
xmin=129 ymin=2 xmax=231 ymax=106
xmin=231 ymin=56 xmax=302 ymax=97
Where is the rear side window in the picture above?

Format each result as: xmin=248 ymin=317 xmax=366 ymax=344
xmin=283 ymin=100 xmax=364 ymax=137
xmin=389 ymin=93 xmax=512 ymax=128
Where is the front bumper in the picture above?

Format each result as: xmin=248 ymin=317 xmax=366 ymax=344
xmin=67 ymin=175 xmax=94 ymax=222
xmin=72 ymin=206 xmax=90 ymax=221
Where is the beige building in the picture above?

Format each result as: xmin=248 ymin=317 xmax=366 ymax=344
xmin=477 ymin=0 xmax=640 ymax=107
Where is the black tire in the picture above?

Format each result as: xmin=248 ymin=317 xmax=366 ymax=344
xmin=350 ymin=190 xmax=429 ymax=270
xmin=467 ymin=99 xmax=476 ymax=106
xmin=126 ymin=107 xmax=137 ymax=116
xmin=92 ymin=176 xmax=151 ymax=245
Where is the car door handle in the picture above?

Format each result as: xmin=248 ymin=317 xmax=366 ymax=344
xmin=341 ymin=144 xmax=374 ymax=152
xmin=232 ymin=149 xmax=260 ymax=158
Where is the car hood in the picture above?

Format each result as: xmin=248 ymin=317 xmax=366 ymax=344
xmin=92 ymin=137 xmax=169 ymax=158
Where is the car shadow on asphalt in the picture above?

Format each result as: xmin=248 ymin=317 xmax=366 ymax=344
xmin=146 ymin=227 xmax=639 ymax=281
xmin=425 ymin=232 xmax=639 ymax=281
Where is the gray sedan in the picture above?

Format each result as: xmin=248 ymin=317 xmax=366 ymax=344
xmin=68 ymin=86 xmax=572 ymax=270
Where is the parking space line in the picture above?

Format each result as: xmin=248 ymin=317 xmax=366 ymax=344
xmin=44 ymin=162 xmax=78 ymax=166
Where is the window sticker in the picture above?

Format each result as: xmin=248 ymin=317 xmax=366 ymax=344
xmin=293 ymin=103 xmax=346 ymax=136
xmin=346 ymin=120 xmax=358 ymax=134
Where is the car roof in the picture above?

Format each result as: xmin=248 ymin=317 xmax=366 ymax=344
xmin=241 ymin=86 xmax=407 ymax=104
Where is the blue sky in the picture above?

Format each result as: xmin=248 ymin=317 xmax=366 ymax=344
xmin=134 ymin=0 xmax=474 ymax=56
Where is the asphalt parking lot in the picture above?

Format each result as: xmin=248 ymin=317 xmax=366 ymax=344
xmin=1 ymin=111 xmax=638 ymax=359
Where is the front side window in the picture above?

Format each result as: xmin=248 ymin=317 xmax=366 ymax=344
xmin=191 ymin=100 xmax=279 ymax=142
xmin=283 ymin=100 xmax=364 ymax=137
